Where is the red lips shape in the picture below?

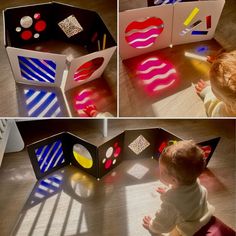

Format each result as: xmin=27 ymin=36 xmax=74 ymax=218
xmin=125 ymin=17 xmax=164 ymax=49
xmin=74 ymin=57 xmax=104 ymax=82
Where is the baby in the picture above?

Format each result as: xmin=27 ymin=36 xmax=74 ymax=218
xmin=195 ymin=50 xmax=236 ymax=117
xmin=142 ymin=140 xmax=214 ymax=236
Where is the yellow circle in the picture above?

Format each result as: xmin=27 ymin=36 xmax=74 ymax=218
xmin=73 ymin=144 xmax=93 ymax=169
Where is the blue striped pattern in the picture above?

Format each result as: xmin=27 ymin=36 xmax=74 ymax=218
xmin=30 ymin=174 xmax=63 ymax=206
xmin=154 ymin=0 xmax=181 ymax=5
xmin=24 ymin=89 xmax=62 ymax=117
xmin=35 ymin=140 xmax=65 ymax=173
xmin=18 ymin=56 xmax=56 ymax=84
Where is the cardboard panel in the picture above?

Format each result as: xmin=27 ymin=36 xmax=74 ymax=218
xmin=16 ymin=84 xmax=69 ymax=117
xmin=154 ymin=128 xmax=183 ymax=159
xmin=65 ymin=132 xmax=99 ymax=179
xmin=98 ymin=132 xmax=125 ymax=179
xmin=64 ymin=46 xmax=116 ymax=91
xmin=172 ymin=0 xmax=225 ymax=46
xmin=124 ymin=128 xmax=160 ymax=160
xmin=3 ymin=3 xmax=53 ymax=47
xmin=197 ymin=137 xmax=221 ymax=166
xmin=7 ymin=47 xmax=66 ymax=87
xmin=119 ymin=5 xmax=173 ymax=60
xmin=27 ymin=132 xmax=69 ymax=179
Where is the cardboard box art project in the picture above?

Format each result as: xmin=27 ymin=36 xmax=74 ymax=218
xmin=119 ymin=0 xmax=225 ymax=59
xmin=27 ymin=128 xmax=220 ymax=180
xmin=3 ymin=2 xmax=116 ymax=90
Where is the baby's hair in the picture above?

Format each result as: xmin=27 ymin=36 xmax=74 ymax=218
xmin=160 ymin=140 xmax=205 ymax=185
xmin=210 ymin=50 xmax=236 ymax=102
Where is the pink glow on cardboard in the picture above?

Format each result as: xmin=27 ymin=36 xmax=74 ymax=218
xmin=125 ymin=17 xmax=164 ymax=49
xmin=136 ymin=57 xmax=178 ymax=96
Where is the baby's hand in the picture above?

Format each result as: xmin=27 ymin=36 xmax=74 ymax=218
xmin=142 ymin=215 xmax=152 ymax=230
xmin=195 ymin=79 xmax=208 ymax=95
xmin=156 ymin=186 xmax=167 ymax=194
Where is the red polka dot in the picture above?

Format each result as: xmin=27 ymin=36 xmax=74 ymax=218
xmin=114 ymin=147 xmax=121 ymax=158
xmin=105 ymin=159 xmax=112 ymax=169
xmin=34 ymin=13 xmax=41 ymax=20
xmin=21 ymin=30 xmax=32 ymax=40
xmin=35 ymin=20 xmax=47 ymax=32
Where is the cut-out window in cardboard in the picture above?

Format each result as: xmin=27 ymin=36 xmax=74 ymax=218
xmin=125 ymin=17 xmax=164 ymax=49
xmin=73 ymin=57 xmax=104 ymax=82
xmin=58 ymin=15 xmax=83 ymax=38
xmin=27 ymin=128 xmax=220 ymax=180
xmin=120 ymin=0 xmax=225 ymax=60
xmin=128 ymin=135 xmax=150 ymax=155
xmin=4 ymin=2 xmax=117 ymax=89
xmin=18 ymin=56 xmax=56 ymax=84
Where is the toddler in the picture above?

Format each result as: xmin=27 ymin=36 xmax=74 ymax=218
xmin=142 ymin=140 xmax=214 ymax=236
xmin=195 ymin=50 xmax=236 ymax=117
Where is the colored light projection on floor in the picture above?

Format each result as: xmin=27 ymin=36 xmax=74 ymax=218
xmin=180 ymin=8 xmax=211 ymax=36
xmin=70 ymin=172 xmax=94 ymax=199
xmin=127 ymin=163 xmax=149 ymax=180
xmin=24 ymin=89 xmax=62 ymax=117
xmin=16 ymin=13 xmax=47 ymax=40
xmin=29 ymin=173 xmax=63 ymax=207
xmin=73 ymin=144 xmax=93 ymax=169
xmin=74 ymin=57 xmax=104 ymax=82
xmin=136 ymin=57 xmax=178 ymax=96
xmin=128 ymin=135 xmax=150 ymax=155
xmin=125 ymin=17 xmax=164 ymax=49
xmin=102 ymin=142 xmax=122 ymax=170
xmin=35 ymin=140 xmax=65 ymax=174
xmin=18 ymin=56 xmax=56 ymax=84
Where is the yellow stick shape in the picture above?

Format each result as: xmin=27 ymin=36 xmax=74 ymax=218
xmin=184 ymin=7 xmax=199 ymax=26
xmin=102 ymin=34 xmax=107 ymax=50
xmin=98 ymin=39 xmax=101 ymax=51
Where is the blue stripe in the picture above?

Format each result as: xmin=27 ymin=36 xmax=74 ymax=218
xmin=41 ymin=141 xmax=62 ymax=173
xmin=18 ymin=56 xmax=55 ymax=83
xmin=25 ymin=89 xmax=36 ymax=98
xmin=19 ymin=62 xmax=47 ymax=83
xmin=21 ymin=71 xmax=34 ymax=81
xmin=45 ymin=59 xmax=56 ymax=70
xmin=48 ymin=147 xmax=64 ymax=171
xmin=40 ymin=180 xmax=59 ymax=191
xmin=44 ymin=99 xmax=61 ymax=117
xmin=49 ymin=176 xmax=62 ymax=184
xmin=30 ymin=93 xmax=57 ymax=117
xmin=192 ymin=31 xmax=208 ymax=35
xmin=38 ymin=144 xmax=51 ymax=166
xmin=31 ymin=58 xmax=56 ymax=78
xmin=36 ymin=146 xmax=44 ymax=156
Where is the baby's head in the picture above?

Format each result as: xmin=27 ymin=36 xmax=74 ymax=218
xmin=159 ymin=140 xmax=205 ymax=186
xmin=209 ymin=51 xmax=236 ymax=110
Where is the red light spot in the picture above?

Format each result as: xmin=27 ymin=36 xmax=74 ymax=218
xmin=105 ymin=159 xmax=112 ymax=169
xmin=114 ymin=142 xmax=118 ymax=148
xmin=114 ymin=147 xmax=121 ymax=158
xmin=158 ymin=141 xmax=167 ymax=153
xmin=201 ymin=145 xmax=212 ymax=159
xmin=35 ymin=20 xmax=47 ymax=32
xmin=21 ymin=30 xmax=33 ymax=40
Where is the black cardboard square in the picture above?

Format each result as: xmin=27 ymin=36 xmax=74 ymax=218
xmin=98 ymin=132 xmax=125 ymax=179
xmin=124 ymin=128 xmax=160 ymax=160
xmin=65 ymin=132 xmax=99 ymax=179
xmin=4 ymin=3 xmax=53 ymax=47
xmin=27 ymin=132 xmax=69 ymax=179
xmin=154 ymin=128 xmax=183 ymax=159
xmin=197 ymin=137 xmax=221 ymax=166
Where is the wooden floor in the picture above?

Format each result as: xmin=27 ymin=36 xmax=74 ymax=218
xmin=0 ymin=119 xmax=235 ymax=236
xmin=0 ymin=0 xmax=117 ymax=117
xmin=119 ymin=0 xmax=236 ymax=117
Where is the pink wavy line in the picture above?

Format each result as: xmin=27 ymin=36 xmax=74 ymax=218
xmin=139 ymin=65 xmax=173 ymax=80
xmin=126 ymin=27 xmax=163 ymax=44
xmin=129 ymin=36 xmax=156 ymax=48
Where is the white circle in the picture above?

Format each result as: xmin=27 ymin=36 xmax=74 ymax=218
xmin=106 ymin=147 xmax=113 ymax=158
xmin=34 ymin=33 xmax=40 ymax=38
xmin=20 ymin=16 xmax=33 ymax=28
xmin=112 ymin=159 xmax=117 ymax=165
xmin=16 ymin=27 xmax=21 ymax=32
xmin=102 ymin=158 xmax=106 ymax=164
